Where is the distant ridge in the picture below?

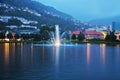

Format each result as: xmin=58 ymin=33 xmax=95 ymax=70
xmin=89 ymin=15 xmax=120 ymax=25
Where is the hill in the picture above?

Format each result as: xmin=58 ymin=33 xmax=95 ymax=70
xmin=0 ymin=0 xmax=80 ymax=30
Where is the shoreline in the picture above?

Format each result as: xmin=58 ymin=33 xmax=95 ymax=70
xmin=0 ymin=40 xmax=120 ymax=45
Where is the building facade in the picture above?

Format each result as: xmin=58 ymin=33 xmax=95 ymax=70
xmin=71 ymin=30 xmax=106 ymax=40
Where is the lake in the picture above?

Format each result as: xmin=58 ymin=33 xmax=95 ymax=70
xmin=0 ymin=43 xmax=120 ymax=80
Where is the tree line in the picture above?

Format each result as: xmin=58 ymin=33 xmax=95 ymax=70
xmin=0 ymin=25 xmax=118 ymax=42
xmin=0 ymin=26 xmax=55 ymax=41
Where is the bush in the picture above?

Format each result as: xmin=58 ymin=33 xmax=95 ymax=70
xmin=0 ymin=32 xmax=5 ymax=39
xmin=77 ymin=33 xmax=85 ymax=41
xmin=7 ymin=32 xmax=13 ymax=39
xmin=71 ymin=34 xmax=76 ymax=40
xmin=105 ymin=31 xmax=116 ymax=41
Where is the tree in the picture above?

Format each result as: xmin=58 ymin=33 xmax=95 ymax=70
xmin=0 ymin=32 xmax=5 ymax=40
xmin=7 ymin=32 xmax=13 ymax=39
xmin=40 ymin=26 xmax=55 ymax=32
xmin=40 ymin=26 xmax=54 ymax=41
xmin=34 ymin=34 xmax=41 ymax=41
xmin=40 ymin=31 xmax=50 ymax=40
xmin=21 ymin=34 xmax=30 ymax=40
xmin=29 ymin=34 xmax=35 ymax=39
xmin=105 ymin=31 xmax=116 ymax=41
xmin=77 ymin=33 xmax=85 ymax=41
xmin=71 ymin=34 xmax=76 ymax=40
xmin=105 ymin=34 xmax=110 ymax=41
xmin=14 ymin=34 xmax=20 ymax=39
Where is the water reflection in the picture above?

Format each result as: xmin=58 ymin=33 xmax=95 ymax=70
xmin=1 ymin=43 xmax=120 ymax=80
xmin=116 ymin=45 xmax=120 ymax=62
xmin=10 ymin=43 xmax=15 ymax=54
xmin=31 ymin=43 xmax=34 ymax=64
xmin=116 ymin=45 xmax=120 ymax=53
xmin=63 ymin=44 xmax=66 ymax=61
xmin=20 ymin=43 xmax=23 ymax=61
xmin=75 ymin=44 xmax=78 ymax=59
xmin=42 ymin=44 xmax=45 ymax=60
xmin=4 ymin=43 xmax=9 ymax=65
xmin=86 ymin=43 xmax=91 ymax=65
xmin=100 ymin=44 xmax=106 ymax=64
xmin=54 ymin=46 xmax=60 ymax=72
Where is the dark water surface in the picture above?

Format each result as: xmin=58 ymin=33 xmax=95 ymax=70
xmin=0 ymin=43 xmax=120 ymax=80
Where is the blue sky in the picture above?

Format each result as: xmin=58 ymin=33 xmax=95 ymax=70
xmin=35 ymin=0 xmax=120 ymax=22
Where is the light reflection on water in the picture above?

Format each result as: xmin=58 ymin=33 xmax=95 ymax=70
xmin=54 ymin=46 xmax=60 ymax=76
xmin=4 ymin=43 xmax=9 ymax=65
xmin=100 ymin=44 xmax=106 ymax=64
xmin=87 ymin=43 xmax=91 ymax=65
xmin=31 ymin=43 xmax=34 ymax=64
xmin=0 ymin=43 xmax=120 ymax=80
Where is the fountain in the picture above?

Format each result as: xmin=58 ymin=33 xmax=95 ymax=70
xmin=54 ymin=25 xmax=61 ymax=46
xmin=48 ymin=25 xmax=71 ymax=45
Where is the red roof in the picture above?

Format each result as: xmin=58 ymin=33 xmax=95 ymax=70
xmin=85 ymin=30 xmax=102 ymax=35
xmin=72 ymin=30 xmax=81 ymax=35
xmin=71 ymin=30 xmax=103 ymax=36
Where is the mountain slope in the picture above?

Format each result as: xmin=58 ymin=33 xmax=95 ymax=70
xmin=89 ymin=15 xmax=120 ymax=25
xmin=0 ymin=0 xmax=79 ymax=30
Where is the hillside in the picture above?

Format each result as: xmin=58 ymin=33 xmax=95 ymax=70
xmin=89 ymin=15 xmax=120 ymax=26
xmin=0 ymin=0 xmax=80 ymax=30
